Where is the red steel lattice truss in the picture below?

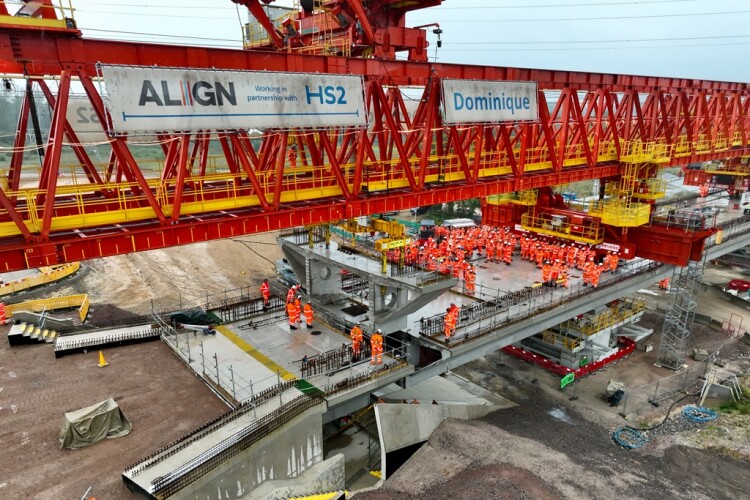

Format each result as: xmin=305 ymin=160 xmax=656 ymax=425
xmin=0 ymin=4 xmax=749 ymax=271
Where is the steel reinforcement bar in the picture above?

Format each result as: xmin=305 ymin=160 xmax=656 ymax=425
xmin=124 ymin=378 xmax=301 ymax=478
xmin=150 ymin=394 xmax=324 ymax=498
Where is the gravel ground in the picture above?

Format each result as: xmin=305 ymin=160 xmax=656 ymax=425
xmin=0 ymin=338 xmax=228 ymax=499
xmin=354 ymin=275 xmax=750 ymax=500
xmin=356 ymin=392 xmax=748 ymax=500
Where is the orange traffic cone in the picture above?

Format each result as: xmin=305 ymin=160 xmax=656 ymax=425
xmin=98 ymin=351 xmax=109 ymax=368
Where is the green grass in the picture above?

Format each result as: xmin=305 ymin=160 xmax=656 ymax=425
xmin=718 ymin=385 xmax=750 ymax=415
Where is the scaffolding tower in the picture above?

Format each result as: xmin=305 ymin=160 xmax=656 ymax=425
xmin=655 ymin=251 xmax=708 ymax=370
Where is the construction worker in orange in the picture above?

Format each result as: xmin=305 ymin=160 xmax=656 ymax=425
xmin=287 ymin=300 xmax=298 ymax=330
xmin=608 ymin=252 xmax=619 ymax=272
xmin=288 ymin=143 xmax=297 ymax=168
xmin=659 ymin=277 xmax=670 ymax=289
xmin=371 ymin=329 xmax=384 ymax=365
xmin=260 ymin=278 xmax=271 ymax=309
xmin=591 ymin=263 xmax=603 ymax=288
xmin=286 ymin=283 xmax=298 ymax=303
xmin=444 ymin=303 xmax=458 ymax=340
xmin=303 ymin=301 xmax=314 ymax=329
xmin=560 ymin=269 xmax=569 ymax=288
xmin=294 ymin=295 xmax=303 ymax=326
xmin=350 ymin=322 xmax=363 ymax=358
xmin=542 ymin=262 xmax=552 ymax=284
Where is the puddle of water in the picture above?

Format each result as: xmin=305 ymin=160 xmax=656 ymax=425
xmin=547 ymin=407 xmax=576 ymax=425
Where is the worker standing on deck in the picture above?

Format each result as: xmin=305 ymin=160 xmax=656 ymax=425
xmin=286 ymin=284 xmax=297 ymax=303
xmin=542 ymin=262 xmax=552 ymax=284
xmin=443 ymin=307 xmax=455 ymax=339
xmin=294 ymin=295 xmax=303 ymax=326
xmin=591 ymin=263 xmax=603 ymax=288
xmin=303 ymin=301 xmax=314 ymax=329
xmin=371 ymin=329 xmax=384 ymax=365
xmin=287 ymin=300 xmax=299 ymax=330
xmin=350 ymin=322 xmax=363 ymax=358
xmin=260 ymin=278 xmax=271 ymax=309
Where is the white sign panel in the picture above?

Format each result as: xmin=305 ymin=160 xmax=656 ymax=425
xmin=66 ymin=95 xmax=108 ymax=143
xmin=442 ymin=79 xmax=538 ymax=124
xmin=100 ymin=66 xmax=367 ymax=134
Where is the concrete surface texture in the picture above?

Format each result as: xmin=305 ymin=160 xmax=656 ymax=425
xmin=251 ymin=454 xmax=346 ymax=500
xmin=175 ymin=405 xmax=326 ymax=500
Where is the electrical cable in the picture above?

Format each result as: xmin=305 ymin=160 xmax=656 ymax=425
xmin=625 ymin=390 xmax=702 ymax=432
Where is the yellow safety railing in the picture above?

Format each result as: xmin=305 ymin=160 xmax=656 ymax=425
xmin=0 ymin=262 xmax=80 ymax=296
xmin=587 ymin=200 xmax=651 ymax=227
xmin=485 ymin=190 xmax=537 ymax=206
xmin=631 ymin=178 xmax=667 ymax=200
xmin=619 ymin=140 xmax=673 ymax=164
xmin=542 ymin=330 xmax=582 ymax=350
xmin=4 ymin=293 xmax=89 ymax=321
xmin=703 ymin=162 xmax=750 ymax=176
xmin=567 ymin=297 xmax=645 ymax=336
xmin=520 ymin=211 xmax=604 ymax=245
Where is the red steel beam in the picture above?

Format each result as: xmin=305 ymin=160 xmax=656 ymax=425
xmin=0 ymin=33 xmax=747 ymax=93
xmin=1 ymin=163 xmax=621 ymax=271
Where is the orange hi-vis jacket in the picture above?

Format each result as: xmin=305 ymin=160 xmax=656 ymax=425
xmin=303 ymin=303 xmax=314 ymax=324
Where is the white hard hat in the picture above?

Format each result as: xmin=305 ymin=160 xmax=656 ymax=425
xmin=377 ymin=329 xmax=382 ymax=333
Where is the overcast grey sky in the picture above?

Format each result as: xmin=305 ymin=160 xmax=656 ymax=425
xmin=65 ymin=0 xmax=748 ymax=83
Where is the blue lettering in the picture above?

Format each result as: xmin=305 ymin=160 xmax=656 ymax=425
xmin=454 ymin=92 xmax=464 ymax=110
xmin=324 ymin=86 xmax=336 ymax=104
xmin=336 ymin=86 xmax=347 ymax=104
xmin=305 ymin=85 xmax=324 ymax=105
xmin=523 ymin=97 xmax=530 ymax=109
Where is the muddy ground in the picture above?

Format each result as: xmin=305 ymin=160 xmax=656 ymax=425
xmin=0 ymin=235 xmax=282 ymax=499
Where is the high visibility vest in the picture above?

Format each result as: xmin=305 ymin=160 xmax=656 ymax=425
xmin=303 ymin=304 xmax=313 ymax=320
xmin=260 ymin=282 xmax=270 ymax=297
xmin=351 ymin=326 xmax=362 ymax=342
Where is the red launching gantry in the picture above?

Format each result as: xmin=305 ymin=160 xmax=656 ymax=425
xmin=0 ymin=1 xmax=747 ymax=271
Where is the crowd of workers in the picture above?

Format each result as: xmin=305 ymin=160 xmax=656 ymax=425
xmin=266 ymin=222 xmax=631 ymax=358
xmin=386 ymin=224 xmax=623 ymax=293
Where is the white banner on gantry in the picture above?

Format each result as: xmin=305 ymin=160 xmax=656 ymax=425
xmin=441 ymin=79 xmax=538 ymax=124
xmin=100 ymin=66 xmax=367 ymax=134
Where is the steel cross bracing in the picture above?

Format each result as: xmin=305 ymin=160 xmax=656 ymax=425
xmin=1 ymin=30 xmax=750 ymax=270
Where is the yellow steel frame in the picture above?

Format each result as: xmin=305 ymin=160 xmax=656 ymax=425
xmin=374 ymin=237 xmax=411 ymax=251
xmin=631 ymin=178 xmax=667 ymax=200
xmin=0 ymin=262 xmax=80 ymax=293
xmin=1 ymin=131 xmax=746 ymax=240
xmin=4 ymin=293 xmax=89 ymax=322
xmin=542 ymin=330 xmax=582 ymax=351
xmin=486 ymin=189 xmax=538 ymax=206
xmin=564 ymin=297 xmax=645 ymax=337
xmin=0 ymin=0 xmax=75 ymax=29
xmin=587 ymin=200 xmax=651 ymax=227
xmin=520 ymin=211 xmax=604 ymax=245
